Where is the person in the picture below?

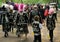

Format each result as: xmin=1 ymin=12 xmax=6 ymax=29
xmin=7 ymin=9 xmax=14 ymax=33
xmin=24 ymin=4 xmax=30 ymax=24
xmin=44 ymin=5 xmax=49 ymax=18
xmin=16 ymin=11 xmax=29 ymax=39
xmin=2 ymin=12 xmax=9 ymax=37
xmin=14 ymin=3 xmax=18 ymax=11
xmin=38 ymin=5 xmax=45 ymax=22
xmin=23 ymin=9 xmax=29 ymax=39
xmin=29 ymin=5 xmax=34 ymax=23
xmin=32 ymin=15 xmax=42 ymax=42
xmin=18 ymin=2 xmax=24 ymax=12
xmin=46 ymin=7 xmax=56 ymax=42
xmin=30 ymin=5 xmax=39 ymax=23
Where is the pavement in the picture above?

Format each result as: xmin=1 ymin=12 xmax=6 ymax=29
xmin=0 ymin=13 xmax=60 ymax=42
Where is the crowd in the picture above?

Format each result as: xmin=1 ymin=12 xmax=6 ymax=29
xmin=0 ymin=1 xmax=58 ymax=42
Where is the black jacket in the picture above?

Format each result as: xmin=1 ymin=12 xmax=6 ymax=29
xmin=16 ymin=12 xmax=28 ymax=25
xmin=46 ymin=15 xmax=56 ymax=30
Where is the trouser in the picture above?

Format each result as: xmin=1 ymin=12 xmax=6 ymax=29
xmin=3 ymin=26 xmax=8 ymax=37
xmin=16 ymin=25 xmax=20 ymax=35
xmin=4 ymin=30 xmax=8 ymax=37
xmin=34 ymin=35 xmax=41 ymax=42
xmin=9 ymin=23 xmax=14 ymax=32
xmin=49 ymin=30 xmax=53 ymax=42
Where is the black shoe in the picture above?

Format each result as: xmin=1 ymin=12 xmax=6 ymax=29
xmin=7 ymin=33 xmax=9 ymax=37
xmin=50 ymin=39 xmax=53 ymax=42
xmin=18 ymin=34 xmax=20 ymax=37
xmin=4 ymin=34 xmax=7 ymax=37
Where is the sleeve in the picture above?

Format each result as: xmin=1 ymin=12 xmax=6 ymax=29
xmin=44 ymin=9 xmax=48 ymax=17
xmin=39 ymin=23 xmax=42 ymax=29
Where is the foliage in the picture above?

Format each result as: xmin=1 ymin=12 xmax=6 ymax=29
xmin=0 ymin=0 xmax=2 ymax=6
xmin=13 ymin=0 xmax=50 ymax=4
xmin=0 ymin=0 xmax=60 ymax=4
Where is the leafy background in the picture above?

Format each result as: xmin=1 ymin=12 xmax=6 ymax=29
xmin=0 ymin=0 xmax=60 ymax=5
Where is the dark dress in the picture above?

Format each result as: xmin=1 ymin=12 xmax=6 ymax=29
xmin=2 ymin=14 xmax=10 ymax=32
xmin=16 ymin=12 xmax=29 ymax=34
xmin=7 ymin=12 xmax=15 ymax=31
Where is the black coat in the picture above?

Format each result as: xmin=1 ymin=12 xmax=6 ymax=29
xmin=16 ymin=12 xmax=28 ymax=25
xmin=7 ymin=12 xmax=15 ymax=24
xmin=2 ymin=14 xmax=10 ymax=32
xmin=38 ymin=8 xmax=45 ymax=19
xmin=46 ymin=15 xmax=56 ymax=30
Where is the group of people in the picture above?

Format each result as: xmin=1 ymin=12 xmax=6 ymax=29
xmin=30 ymin=4 xmax=57 ymax=42
xmin=0 ymin=1 xmax=58 ymax=42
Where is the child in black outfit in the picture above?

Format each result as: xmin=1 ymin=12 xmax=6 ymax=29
xmin=32 ymin=15 xmax=42 ymax=42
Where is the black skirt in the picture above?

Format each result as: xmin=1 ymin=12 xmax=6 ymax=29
xmin=2 ymin=23 xmax=10 ymax=32
xmin=17 ymin=24 xmax=29 ymax=34
xmin=23 ymin=24 xmax=29 ymax=34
